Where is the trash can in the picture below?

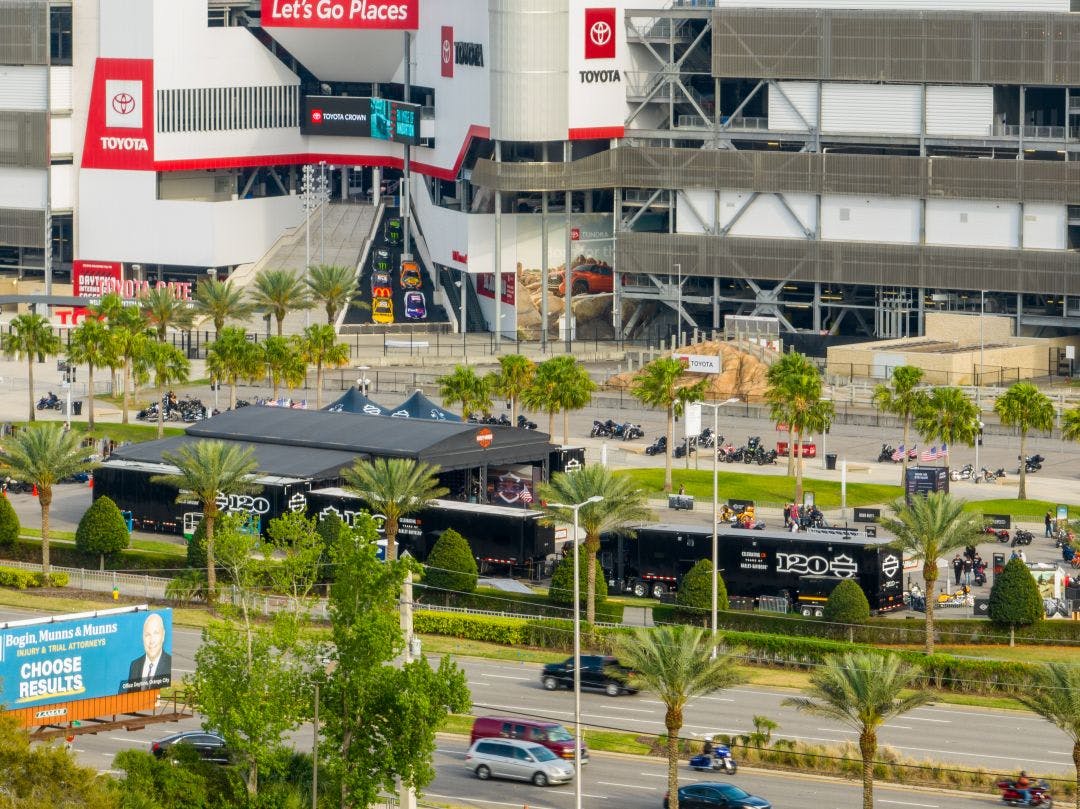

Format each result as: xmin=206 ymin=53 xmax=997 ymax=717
xmin=825 ymin=452 xmax=837 ymax=470
xmin=72 ymin=401 xmax=83 ymax=416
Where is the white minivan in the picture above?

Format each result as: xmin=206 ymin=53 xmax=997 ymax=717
xmin=464 ymin=737 xmax=575 ymax=787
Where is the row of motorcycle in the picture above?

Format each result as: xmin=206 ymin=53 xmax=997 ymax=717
xmin=469 ymin=414 xmax=539 ymax=430
xmin=136 ymin=393 xmax=210 ymax=423
xmin=982 ymin=524 xmax=1035 ymax=547
xmin=590 ymin=419 xmax=646 ymax=440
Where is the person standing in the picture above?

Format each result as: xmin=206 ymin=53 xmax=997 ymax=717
xmin=1046 ymin=510 xmax=1054 ymax=538
xmin=952 ymin=553 xmax=964 ymax=586
xmin=962 ymin=556 xmax=972 ymax=586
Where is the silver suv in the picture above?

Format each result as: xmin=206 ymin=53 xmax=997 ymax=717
xmin=464 ymin=737 xmax=575 ymax=786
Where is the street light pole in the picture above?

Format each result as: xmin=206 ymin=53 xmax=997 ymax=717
xmin=698 ymin=398 xmax=739 ymax=656
xmin=549 ymin=494 xmax=604 ymax=809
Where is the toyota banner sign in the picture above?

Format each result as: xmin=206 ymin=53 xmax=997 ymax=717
xmin=302 ymin=95 xmax=419 ymax=145
xmin=261 ymin=0 xmax=418 ymax=29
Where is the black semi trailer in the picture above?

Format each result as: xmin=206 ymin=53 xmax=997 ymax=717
xmin=305 ymin=488 xmax=557 ymax=574
xmin=600 ymin=524 xmax=904 ymax=614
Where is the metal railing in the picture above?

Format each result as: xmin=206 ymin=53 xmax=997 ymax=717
xmin=1 ymin=559 xmax=173 ymax=599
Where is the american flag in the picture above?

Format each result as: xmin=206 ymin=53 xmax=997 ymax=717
xmin=521 ymin=489 xmax=534 ymax=504
xmin=891 ymin=445 xmax=905 ymax=462
xmin=921 ymin=445 xmax=948 ymax=461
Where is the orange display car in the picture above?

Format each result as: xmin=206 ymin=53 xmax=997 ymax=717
xmin=400 ymin=261 xmax=423 ymax=290
xmin=556 ymin=263 xmax=613 ymax=296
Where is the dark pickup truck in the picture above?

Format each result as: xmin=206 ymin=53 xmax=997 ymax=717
xmin=540 ymin=655 xmax=637 ymax=697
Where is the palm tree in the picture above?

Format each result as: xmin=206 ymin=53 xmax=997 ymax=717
xmin=305 ymin=264 xmax=359 ymax=325
xmin=195 ymin=277 xmax=253 ymax=334
xmin=262 ymin=336 xmax=306 ymax=401
xmin=342 ymin=457 xmax=448 ymax=561
xmin=631 ymin=357 xmax=707 ymax=492
xmin=1 ymin=313 xmax=61 ymax=422
xmin=141 ymin=342 xmax=191 ymax=438
xmin=107 ymin=305 xmax=152 ymax=425
xmin=1064 ymin=407 xmax=1080 ymax=444
xmin=299 ymin=324 xmax=350 ymax=409
xmin=783 ymin=652 xmax=933 ymax=809
xmin=879 ymin=491 xmax=983 ymax=654
xmin=437 ymin=366 xmax=492 ymax=419
xmin=522 ymin=357 xmax=565 ymax=437
xmin=1016 ymin=663 xmax=1080 ymax=809
xmin=206 ymin=327 xmax=262 ymax=410
xmin=0 ymin=424 xmax=95 ymax=573
xmin=765 ymin=351 xmax=834 ymax=503
xmin=915 ymin=387 xmax=980 ymax=465
xmin=489 ymin=354 xmax=536 ymax=425
xmin=613 ymin=626 xmax=740 ymax=809
xmin=538 ymin=464 xmax=651 ymax=626
xmin=140 ymin=286 xmax=194 ymax=342
xmin=553 ymin=357 xmax=596 ymax=446
xmin=249 ymin=268 xmax=311 ymax=336
xmin=994 ymin=382 xmax=1055 ymax=500
xmin=153 ymin=440 xmax=259 ymax=595
xmin=872 ymin=365 xmax=928 ymax=485
xmin=67 ymin=317 xmax=115 ymax=429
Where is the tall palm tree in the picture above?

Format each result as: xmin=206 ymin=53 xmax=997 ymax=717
xmin=994 ymin=382 xmax=1055 ymax=500
xmin=765 ymin=351 xmax=834 ymax=503
xmin=153 ymin=440 xmax=259 ymax=595
xmin=872 ymin=365 xmax=928 ymax=485
xmin=262 ymin=335 xmax=306 ymax=401
xmin=141 ymin=341 xmax=191 ymax=438
xmin=489 ymin=354 xmax=536 ymax=425
xmin=206 ymin=327 xmax=262 ymax=410
xmin=538 ymin=464 xmax=651 ymax=626
xmin=1017 ymin=663 xmax=1080 ymax=809
xmin=1063 ymin=407 xmax=1080 ymax=444
xmin=522 ymin=357 xmax=565 ymax=437
xmin=0 ymin=424 xmax=95 ymax=573
xmin=553 ymin=357 xmax=596 ymax=446
xmin=783 ymin=652 xmax=933 ymax=809
xmin=1 ymin=313 xmax=62 ymax=422
xmin=437 ymin=366 xmax=492 ymax=419
xmin=342 ymin=457 xmax=448 ymax=561
xmin=67 ymin=317 xmax=115 ymax=429
xmin=107 ymin=305 xmax=152 ymax=425
xmin=299 ymin=324 xmax=350 ymax=409
xmin=915 ymin=387 xmax=979 ymax=465
xmin=614 ymin=626 xmax=740 ymax=809
xmin=305 ymin=264 xmax=359 ymax=325
xmin=880 ymin=491 xmax=983 ymax=654
xmin=140 ymin=286 xmax=195 ymax=342
xmin=248 ymin=268 xmax=311 ymax=336
xmin=195 ymin=277 xmax=253 ymax=334
xmin=631 ymin=357 xmax=707 ymax=492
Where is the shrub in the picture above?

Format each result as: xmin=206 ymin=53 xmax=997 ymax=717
xmin=822 ymin=579 xmax=870 ymax=624
xmin=676 ymin=559 xmax=726 ymax=624
xmin=988 ymin=558 xmax=1043 ymax=644
xmin=316 ymin=510 xmax=349 ymax=582
xmin=165 ymin=569 xmax=207 ymax=605
xmin=548 ymin=547 xmax=607 ymax=606
xmin=75 ymin=495 xmax=130 ymax=569
xmin=187 ymin=518 xmax=208 ymax=570
xmin=0 ymin=495 xmax=19 ymax=547
xmin=0 ymin=567 xmax=64 ymax=589
xmin=423 ymin=528 xmax=478 ymax=599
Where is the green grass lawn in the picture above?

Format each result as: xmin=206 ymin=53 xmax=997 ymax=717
xmin=616 ymin=468 xmax=903 ymax=509
xmin=11 ymin=420 xmax=183 ymax=443
xmin=961 ymin=498 xmax=1077 ymax=521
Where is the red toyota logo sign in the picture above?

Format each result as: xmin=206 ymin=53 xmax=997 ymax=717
xmin=570 ymin=227 xmax=581 ymax=241
xmin=584 ymin=8 xmax=616 ymax=59
xmin=310 ymin=108 xmax=323 ymax=124
xmin=441 ymin=26 xmax=454 ymax=78
xmin=476 ymin=428 xmax=493 ymax=448
xmin=111 ymin=92 xmax=136 ymax=115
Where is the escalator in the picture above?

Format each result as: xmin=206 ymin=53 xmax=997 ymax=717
xmin=438 ymin=266 xmax=487 ymax=333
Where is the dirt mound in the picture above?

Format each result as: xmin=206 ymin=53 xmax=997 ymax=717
xmin=607 ymin=340 xmax=772 ymax=402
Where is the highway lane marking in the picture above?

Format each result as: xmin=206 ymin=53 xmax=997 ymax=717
xmin=817 ymin=728 xmax=856 ymax=734
xmin=591 ymin=705 xmax=656 ymax=714
xmin=426 ymin=794 xmax=557 ymax=809
xmin=597 ymin=781 xmax=655 ymax=790
xmin=639 ymin=773 xmax=668 ymax=778
xmin=903 ymin=716 xmax=950 ymax=723
xmin=475 ymin=674 xmax=532 ymax=680
xmin=879 ymin=800 xmax=939 ymax=808
xmin=884 ymin=725 xmax=913 ymax=730
xmin=694 ymin=696 xmax=735 ymax=702
xmin=914 ymin=707 xmax=1045 ymax=722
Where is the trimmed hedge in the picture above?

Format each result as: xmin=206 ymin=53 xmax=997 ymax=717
xmin=3 ymin=538 xmax=180 ymax=574
xmin=414 ymin=585 xmax=624 ymax=624
xmin=0 ymin=567 xmax=69 ymax=589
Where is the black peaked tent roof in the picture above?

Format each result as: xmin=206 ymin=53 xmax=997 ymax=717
xmin=386 ymin=390 xmax=462 ymax=421
xmin=118 ymin=407 xmax=554 ymax=475
xmin=323 ymin=387 xmax=392 ymax=416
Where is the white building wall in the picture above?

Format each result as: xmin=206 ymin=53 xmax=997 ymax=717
xmin=411 ymin=174 xmax=470 ymax=271
xmin=767 ymin=82 xmax=817 ymax=133
xmin=50 ymin=164 xmax=74 ymax=211
xmin=0 ymin=168 xmax=46 ymax=208
xmin=925 ymin=85 xmax=993 ymax=136
xmin=1023 ymin=203 xmax=1067 ymax=250
xmin=821 ymin=84 xmax=921 ymax=135
xmin=925 ymin=198 xmax=1018 ymax=248
xmin=51 ymin=116 xmax=73 ymax=156
xmin=821 ymin=195 xmax=920 ymax=243
xmin=50 ymin=66 xmax=72 ymax=112
xmin=0 ymin=66 xmax=47 ymax=110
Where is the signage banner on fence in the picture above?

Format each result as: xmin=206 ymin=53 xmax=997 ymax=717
xmin=0 ymin=607 xmax=172 ymax=709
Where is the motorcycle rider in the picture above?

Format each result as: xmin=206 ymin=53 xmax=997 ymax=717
xmin=1015 ymin=771 xmax=1032 ymax=805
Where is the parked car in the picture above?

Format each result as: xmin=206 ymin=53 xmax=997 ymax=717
xmin=371 ymin=248 xmax=392 ymax=273
xmin=400 ymin=260 xmax=423 ymax=289
xmin=384 ymin=217 xmax=403 ymax=244
xmin=555 ymin=263 xmax=614 ymax=296
xmin=464 ymin=737 xmax=575 ymax=786
xmin=404 ymin=291 xmax=427 ymax=320
xmin=372 ymin=298 xmax=394 ymax=324
xmin=150 ymin=730 xmax=229 ymax=764
xmin=540 ymin=655 xmax=636 ymax=696
xmin=470 ymin=716 xmax=588 ymax=763
xmin=664 ymin=783 xmax=771 ymax=809
xmin=371 ymin=271 xmax=393 ymax=297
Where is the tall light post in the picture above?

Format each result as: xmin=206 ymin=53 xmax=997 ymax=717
xmin=301 ymin=164 xmax=316 ymax=328
xmin=549 ymin=494 xmax=604 ymax=809
xmin=698 ymin=398 xmax=740 ymax=655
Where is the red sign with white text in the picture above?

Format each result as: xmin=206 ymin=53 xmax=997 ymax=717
xmin=73 ymin=261 xmax=123 ymax=299
xmin=476 ymin=272 xmax=515 ymax=306
xmin=81 ymin=59 xmax=154 ymax=171
xmin=584 ymin=8 xmax=616 ymax=59
xmin=261 ymin=0 xmax=418 ymax=29
xmin=441 ymin=26 xmax=454 ymax=78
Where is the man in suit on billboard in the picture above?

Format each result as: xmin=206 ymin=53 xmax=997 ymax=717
xmin=120 ymin=612 xmax=171 ymax=692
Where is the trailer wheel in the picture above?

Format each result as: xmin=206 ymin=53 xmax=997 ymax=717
xmin=813 ymin=607 xmax=824 ymax=618
xmin=651 ymin=583 xmax=667 ymax=599
xmin=632 ymin=582 xmax=648 ymax=598
xmin=800 ymin=605 xmax=813 ymax=617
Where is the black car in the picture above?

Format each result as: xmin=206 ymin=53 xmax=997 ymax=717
xmin=664 ymin=783 xmax=771 ymax=809
xmin=150 ymin=730 xmax=229 ymax=764
xmin=371 ymin=248 xmax=392 ymax=273
xmin=540 ymin=655 xmax=636 ymax=697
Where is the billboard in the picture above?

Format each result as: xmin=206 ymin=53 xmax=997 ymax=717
xmin=261 ymin=0 xmax=418 ymax=29
xmin=302 ymin=95 xmax=420 ymax=145
xmin=72 ymin=260 xmax=123 ymax=299
xmin=0 ymin=607 xmax=173 ymax=711
xmin=80 ymin=58 xmax=155 ymax=171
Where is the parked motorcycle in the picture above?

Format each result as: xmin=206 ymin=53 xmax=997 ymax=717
xmin=1017 ymin=454 xmax=1045 ymax=474
xmin=697 ymin=428 xmax=716 ymax=449
xmin=590 ymin=419 xmax=613 ymax=438
xmin=517 ymin=415 xmax=537 ymax=430
xmin=673 ymin=438 xmax=697 ymax=459
xmin=877 ymin=444 xmax=896 ymax=463
xmin=996 ymin=778 xmax=1052 ymax=807
xmin=689 ymin=744 xmax=737 ymax=775
xmin=949 ymin=463 xmax=975 ymax=482
xmin=644 ymin=436 xmax=668 ymax=456
xmin=983 ymin=525 xmax=1011 ymax=543
xmin=978 ymin=467 xmax=1007 ymax=483
xmin=1012 ymin=528 xmax=1034 ymax=547
xmin=622 ymin=423 xmax=645 ymax=441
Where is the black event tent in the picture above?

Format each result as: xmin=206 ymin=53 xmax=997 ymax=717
xmin=386 ymin=390 xmax=462 ymax=421
xmin=322 ymin=387 xmax=392 ymax=416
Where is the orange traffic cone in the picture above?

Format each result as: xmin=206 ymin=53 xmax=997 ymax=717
xmin=87 ymin=475 xmax=93 ymax=488
xmin=31 ymin=484 xmax=37 ymax=497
